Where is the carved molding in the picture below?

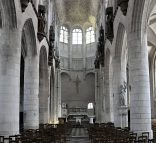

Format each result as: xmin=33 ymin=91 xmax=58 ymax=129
xmin=117 ymin=0 xmax=129 ymax=16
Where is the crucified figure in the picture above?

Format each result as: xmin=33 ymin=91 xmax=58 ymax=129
xmin=74 ymin=75 xmax=81 ymax=94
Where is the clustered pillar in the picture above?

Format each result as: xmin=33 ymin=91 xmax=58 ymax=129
xmin=95 ymin=69 xmax=101 ymax=122
xmin=24 ymin=57 xmax=39 ymax=129
xmin=128 ymin=33 xmax=153 ymax=138
xmin=0 ymin=29 xmax=21 ymax=136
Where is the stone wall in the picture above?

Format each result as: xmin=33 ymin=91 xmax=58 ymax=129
xmin=61 ymin=72 xmax=95 ymax=108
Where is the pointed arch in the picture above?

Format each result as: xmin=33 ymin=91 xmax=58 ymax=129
xmin=22 ymin=19 xmax=37 ymax=56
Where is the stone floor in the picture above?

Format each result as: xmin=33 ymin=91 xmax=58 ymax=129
xmin=66 ymin=127 xmax=90 ymax=143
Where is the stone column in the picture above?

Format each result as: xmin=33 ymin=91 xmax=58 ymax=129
xmin=82 ymin=30 xmax=86 ymax=68
xmin=48 ymin=96 xmax=50 ymax=123
xmin=39 ymin=86 xmax=48 ymax=124
xmin=121 ymin=58 xmax=128 ymax=128
xmin=119 ymin=106 xmax=128 ymax=128
xmin=50 ymin=70 xmax=55 ymax=123
xmin=95 ymin=69 xmax=100 ymax=122
xmin=112 ymin=58 xmax=121 ymax=127
xmin=48 ymin=68 xmax=51 ymax=123
xmin=39 ymin=99 xmax=48 ymax=124
xmin=128 ymin=33 xmax=153 ymax=138
xmin=38 ymin=62 xmax=49 ymax=124
xmin=112 ymin=58 xmax=128 ymax=127
xmin=103 ymin=65 xmax=114 ymax=123
xmin=24 ymin=56 xmax=39 ymax=129
xmin=0 ymin=29 xmax=21 ymax=136
xmin=53 ymin=72 xmax=58 ymax=123
xmin=153 ymin=61 xmax=156 ymax=118
xmin=57 ymin=69 xmax=61 ymax=118
xmin=99 ymin=66 xmax=105 ymax=123
xmin=52 ymin=69 xmax=61 ymax=124
xmin=69 ymin=30 xmax=72 ymax=69
xmin=149 ymin=58 xmax=156 ymax=119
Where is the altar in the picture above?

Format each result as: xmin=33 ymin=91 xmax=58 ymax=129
xmin=74 ymin=116 xmax=83 ymax=124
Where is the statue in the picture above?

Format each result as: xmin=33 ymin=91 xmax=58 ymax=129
xmin=48 ymin=25 xmax=55 ymax=66
xmin=117 ymin=0 xmax=129 ymax=16
xmin=55 ymin=49 xmax=60 ymax=69
xmin=94 ymin=25 xmax=105 ymax=68
xmin=38 ymin=5 xmax=46 ymax=33
xmin=49 ymin=25 xmax=55 ymax=44
xmin=20 ymin=0 xmax=30 ymax=12
xmin=119 ymin=81 xmax=127 ymax=106
xmin=105 ymin=7 xmax=114 ymax=43
xmin=55 ymin=57 xmax=60 ymax=69
xmin=94 ymin=58 xmax=100 ymax=69
xmin=37 ymin=5 xmax=46 ymax=41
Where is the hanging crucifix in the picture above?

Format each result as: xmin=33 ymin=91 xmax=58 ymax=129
xmin=74 ymin=75 xmax=81 ymax=94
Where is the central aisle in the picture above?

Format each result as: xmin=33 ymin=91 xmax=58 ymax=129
xmin=66 ymin=127 xmax=90 ymax=143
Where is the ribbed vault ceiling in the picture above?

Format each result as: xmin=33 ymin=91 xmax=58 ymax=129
xmin=55 ymin=0 xmax=100 ymax=27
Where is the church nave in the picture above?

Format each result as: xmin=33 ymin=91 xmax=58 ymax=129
xmin=0 ymin=0 xmax=156 ymax=142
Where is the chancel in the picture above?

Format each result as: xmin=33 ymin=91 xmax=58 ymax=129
xmin=0 ymin=0 xmax=156 ymax=142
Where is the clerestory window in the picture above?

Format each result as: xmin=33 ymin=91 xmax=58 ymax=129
xmin=72 ymin=28 xmax=82 ymax=44
xmin=60 ymin=26 xmax=68 ymax=43
xmin=86 ymin=27 xmax=95 ymax=44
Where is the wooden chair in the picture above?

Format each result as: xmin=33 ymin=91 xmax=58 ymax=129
xmin=0 ymin=136 xmax=4 ymax=143
xmin=138 ymin=135 xmax=148 ymax=143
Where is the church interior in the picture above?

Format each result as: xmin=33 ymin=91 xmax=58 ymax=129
xmin=1 ymin=0 xmax=156 ymax=142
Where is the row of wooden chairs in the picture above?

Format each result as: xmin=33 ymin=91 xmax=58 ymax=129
xmin=152 ymin=124 xmax=156 ymax=141
xmin=0 ymin=123 xmax=72 ymax=143
xmin=88 ymin=123 xmax=155 ymax=143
